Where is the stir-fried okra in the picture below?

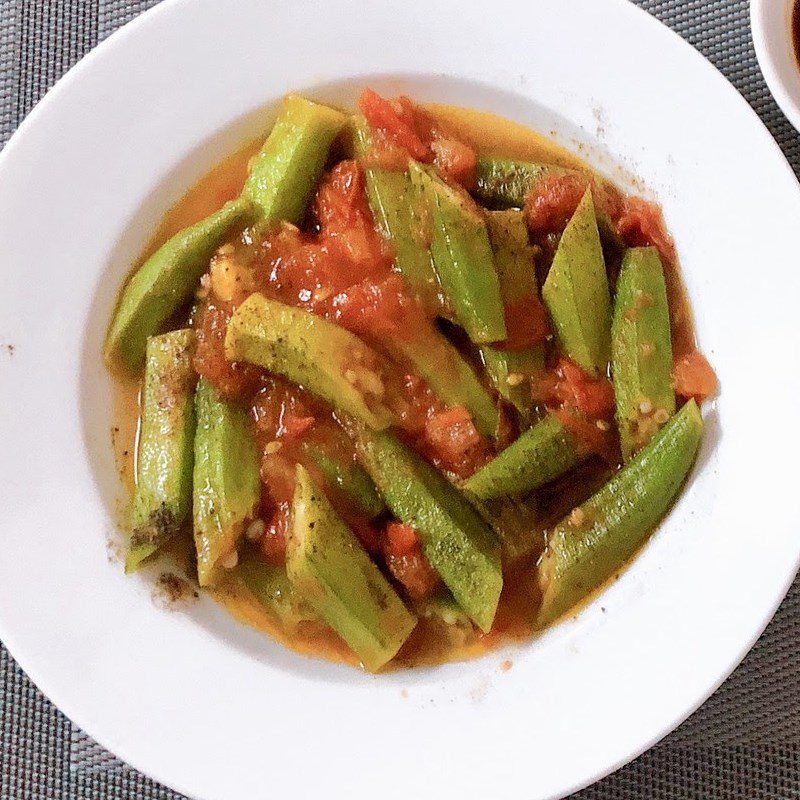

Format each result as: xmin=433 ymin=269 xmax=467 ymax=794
xmin=106 ymin=90 xmax=717 ymax=671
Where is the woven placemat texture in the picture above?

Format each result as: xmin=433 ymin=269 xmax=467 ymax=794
xmin=1 ymin=1 xmax=799 ymax=798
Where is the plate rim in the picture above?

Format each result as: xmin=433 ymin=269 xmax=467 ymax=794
xmin=0 ymin=1 xmax=799 ymax=798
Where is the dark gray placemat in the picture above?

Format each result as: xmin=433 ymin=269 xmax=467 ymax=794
xmin=1 ymin=1 xmax=798 ymax=798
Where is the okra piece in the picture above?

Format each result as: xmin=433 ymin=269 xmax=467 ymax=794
xmin=612 ymin=247 xmax=675 ymax=461
xmin=236 ymin=549 xmax=318 ymax=631
xmin=471 ymin=495 xmax=541 ymax=565
xmin=243 ymin=95 xmax=347 ymax=223
xmin=419 ymin=590 xmax=473 ymax=628
xmin=353 ymin=118 xmax=442 ymax=313
xmin=409 ymin=161 xmax=506 ymax=344
xmin=387 ymin=325 xmax=499 ymax=437
xmin=193 ymin=378 xmax=261 ymax=587
xmin=301 ymin=442 xmax=385 ymax=519
xmin=480 ymin=348 xmax=541 ymax=416
xmin=463 ymin=413 xmax=581 ymax=500
xmin=105 ymin=198 xmax=253 ymax=371
xmin=351 ymin=423 xmax=502 ymax=632
xmin=542 ymin=188 xmax=612 ymax=376
xmin=480 ymin=210 xmax=545 ymax=414
xmin=474 ymin=156 xmax=555 ymax=209
xmin=126 ymin=329 xmax=197 ymax=572
xmin=537 ymin=399 xmax=703 ymax=627
xmin=287 ymin=466 xmax=417 ymax=671
xmin=226 ymin=294 xmax=394 ymax=430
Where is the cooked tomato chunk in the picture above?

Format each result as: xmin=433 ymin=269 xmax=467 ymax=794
xmin=383 ymin=522 xmax=441 ymax=600
xmin=193 ymin=298 xmax=263 ymax=400
xmin=616 ymin=195 xmax=675 ymax=264
xmin=359 ymin=88 xmax=431 ymax=162
xmin=672 ymin=349 xmax=717 ymax=403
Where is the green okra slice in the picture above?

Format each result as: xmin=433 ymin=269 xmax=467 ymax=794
xmin=301 ymin=442 xmax=385 ymax=519
xmin=542 ymin=188 xmax=612 ymax=376
xmin=287 ymin=465 xmax=417 ymax=672
xmin=193 ymin=378 xmax=261 ymax=587
xmin=462 ymin=413 xmax=582 ymax=500
xmin=409 ymin=161 xmax=506 ymax=344
xmin=479 ymin=210 xmax=545 ymax=415
xmin=386 ymin=326 xmax=499 ymax=438
xmin=353 ymin=118 xmax=442 ymax=313
xmin=474 ymin=156 xmax=556 ymax=209
xmin=236 ymin=548 xmax=318 ymax=631
xmin=471 ymin=494 xmax=541 ymax=565
xmin=225 ymin=293 xmax=394 ymax=430
xmin=126 ymin=329 xmax=197 ymax=572
xmin=480 ymin=348 xmax=541 ymax=416
xmin=537 ymin=399 xmax=703 ymax=627
xmin=105 ymin=198 xmax=253 ymax=371
xmin=350 ymin=422 xmax=502 ymax=632
xmin=612 ymin=247 xmax=675 ymax=461
xmin=243 ymin=94 xmax=347 ymax=222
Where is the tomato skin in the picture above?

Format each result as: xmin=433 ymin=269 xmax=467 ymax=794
xmin=553 ymin=358 xmax=615 ymax=420
xmin=616 ymin=196 xmax=675 ymax=264
xmin=495 ymin=294 xmax=551 ymax=350
xmin=417 ymin=405 xmax=492 ymax=479
xmin=193 ymin=299 xmax=263 ymax=400
xmin=672 ymin=350 xmax=717 ymax=403
xmin=525 ymin=173 xmax=590 ymax=235
xmin=386 ymin=522 xmax=419 ymax=556
xmin=358 ymin=88 xmax=431 ymax=162
xmin=251 ymin=380 xmax=317 ymax=443
xmin=431 ymin=137 xmax=477 ymax=188
xmin=331 ymin=274 xmax=427 ymax=341
xmin=382 ymin=521 xmax=441 ymax=600
xmin=524 ymin=172 xmax=625 ymax=239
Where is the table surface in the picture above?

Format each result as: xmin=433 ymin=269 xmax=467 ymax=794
xmin=1 ymin=1 xmax=799 ymax=798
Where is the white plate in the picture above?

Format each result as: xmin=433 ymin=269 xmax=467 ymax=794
xmin=1 ymin=1 xmax=799 ymax=798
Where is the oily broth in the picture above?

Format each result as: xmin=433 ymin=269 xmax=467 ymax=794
xmin=112 ymin=101 xmax=692 ymax=669
xmin=425 ymin=102 xmax=589 ymax=169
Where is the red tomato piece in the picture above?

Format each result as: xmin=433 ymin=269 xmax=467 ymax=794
xmin=431 ymin=137 xmax=477 ymax=188
xmin=672 ymin=350 xmax=717 ymax=403
xmin=260 ymin=453 xmax=297 ymax=507
xmin=524 ymin=173 xmax=591 ymax=236
xmin=281 ymin=414 xmax=315 ymax=442
xmin=616 ymin=196 xmax=675 ymax=264
xmin=417 ymin=405 xmax=492 ymax=479
xmin=385 ymin=522 xmax=419 ymax=557
xmin=331 ymin=274 xmax=426 ymax=341
xmin=553 ymin=358 xmax=615 ymax=420
xmin=251 ymin=380 xmax=316 ymax=443
xmin=524 ymin=173 xmax=624 ymax=238
xmin=193 ymin=299 xmax=263 ymax=400
xmin=358 ymin=88 xmax=430 ymax=162
xmin=496 ymin=294 xmax=551 ymax=350
xmin=382 ymin=522 xmax=441 ymax=600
